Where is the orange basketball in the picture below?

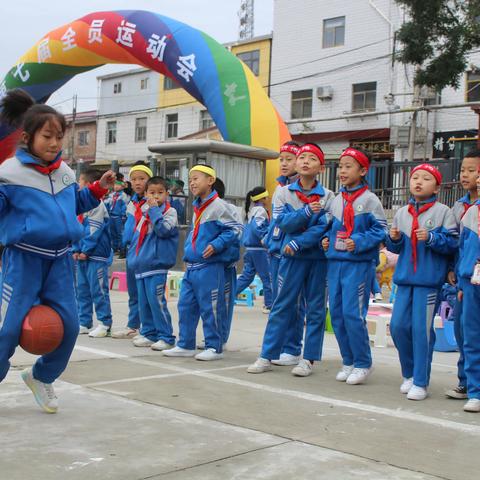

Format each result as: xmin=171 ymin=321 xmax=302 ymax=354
xmin=19 ymin=305 xmax=64 ymax=355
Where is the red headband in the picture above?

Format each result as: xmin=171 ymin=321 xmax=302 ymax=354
xmin=280 ymin=144 xmax=300 ymax=155
xmin=410 ymin=164 xmax=442 ymax=185
xmin=340 ymin=148 xmax=370 ymax=171
xmin=297 ymin=144 xmax=325 ymax=164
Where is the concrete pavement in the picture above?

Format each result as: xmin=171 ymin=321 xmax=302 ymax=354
xmin=2 ymin=289 xmax=479 ymax=480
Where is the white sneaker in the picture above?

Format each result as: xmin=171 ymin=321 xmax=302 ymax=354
xmin=132 ymin=335 xmax=155 ymax=347
xmin=374 ymin=293 xmax=383 ymax=302
xmin=88 ymin=324 xmax=111 ymax=338
xmin=407 ymin=385 xmax=428 ymax=401
xmin=262 ymin=305 xmax=271 ymax=314
xmin=195 ymin=348 xmax=224 ymax=361
xmin=247 ymin=358 xmax=272 ymax=374
xmin=151 ymin=340 xmax=175 ymax=351
xmin=21 ymin=368 xmax=58 ymax=414
xmin=162 ymin=346 xmax=196 ymax=357
xmin=111 ymin=328 xmax=138 ymax=339
xmin=291 ymin=359 xmax=313 ymax=377
xmin=400 ymin=377 xmax=414 ymax=394
xmin=271 ymin=353 xmax=301 ymax=366
xmin=464 ymin=398 xmax=480 ymax=412
xmin=78 ymin=326 xmax=90 ymax=335
xmin=335 ymin=365 xmax=354 ymax=382
xmin=346 ymin=367 xmax=373 ymax=385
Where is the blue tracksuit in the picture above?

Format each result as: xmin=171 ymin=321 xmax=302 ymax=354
xmin=127 ymin=202 xmax=179 ymax=344
xmin=325 ymin=186 xmax=387 ymax=369
xmin=267 ymin=174 xmax=305 ymax=356
xmin=457 ymin=201 xmax=480 ymax=399
xmin=171 ymin=196 xmax=186 ymax=225
xmin=0 ymin=149 xmax=101 ymax=384
xmin=105 ymin=190 xmax=129 ymax=251
xmin=387 ymin=197 xmax=458 ymax=387
xmin=261 ymin=181 xmax=334 ymax=362
xmin=74 ymin=201 xmax=113 ymax=329
xmin=122 ymin=194 xmax=148 ymax=330
xmin=177 ymin=191 xmax=238 ymax=353
xmin=236 ymin=203 xmax=273 ymax=308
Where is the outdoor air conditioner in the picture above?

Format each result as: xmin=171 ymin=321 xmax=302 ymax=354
xmin=316 ymin=86 xmax=333 ymax=100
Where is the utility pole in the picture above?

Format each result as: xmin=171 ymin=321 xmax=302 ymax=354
xmin=407 ymin=75 xmax=421 ymax=161
xmin=70 ymin=94 xmax=77 ymax=165
xmin=238 ymin=0 xmax=254 ymax=40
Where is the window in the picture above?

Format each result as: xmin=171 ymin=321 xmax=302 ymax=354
xmin=140 ymin=78 xmax=149 ymax=90
xmin=113 ymin=82 xmax=122 ymax=94
xmin=200 ymin=110 xmax=214 ymax=130
xmin=78 ymin=130 xmax=89 ymax=146
xmin=323 ymin=16 xmax=345 ymax=48
xmin=291 ymin=89 xmax=313 ymax=119
xmin=466 ymin=71 xmax=480 ymax=102
xmin=106 ymin=121 xmax=117 ymax=144
xmin=352 ymin=82 xmax=377 ymax=112
xmin=166 ymin=113 xmax=178 ymax=139
xmin=164 ymin=77 xmax=181 ymax=90
xmin=135 ymin=117 xmax=147 ymax=142
xmin=236 ymin=50 xmax=260 ymax=76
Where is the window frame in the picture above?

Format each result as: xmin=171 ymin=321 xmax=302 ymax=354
xmin=113 ymin=82 xmax=122 ymax=94
xmin=164 ymin=76 xmax=181 ymax=91
xmin=291 ymin=89 xmax=313 ymax=119
xmin=166 ymin=113 xmax=179 ymax=139
xmin=466 ymin=71 xmax=480 ymax=102
xmin=323 ymin=16 xmax=345 ymax=48
xmin=236 ymin=49 xmax=260 ymax=76
xmin=77 ymin=130 xmax=90 ymax=147
xmin=106 ymin=121 xmax=117 ymax=144
xmin=135 ymin=117 xmax=147 ymax=143
xmin=200 ymin=110 xmax=214 ymax=130
xmin=140 ymin=77 xmax=149 ymax=90
xmin=351 ymin=82 xmax=377 ymax=113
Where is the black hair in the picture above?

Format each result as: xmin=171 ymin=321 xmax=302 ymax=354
xmin=283 ymin=140 xmax=301 ymax=147
xmin=0 ymin=89 xmax=66 ymax=152
xmin=176 ymin=179 xmax=185 ymax=188
xmin=146 ymin=176 xmax=169 ymax=191
xmin=124 ymin=181 xmax=133 ymax=197
xmin=116 ymin=172 xmax=125 ymax=181
xmin=214 ymin=177 xmax=225 ymax=199
xmin=81 ymin=168 xmax=103 ymax=184
xmin=464 ymin=149 xmax=480 ymax=159
xmin=245 ymin=186 xmax=267 ymax=218
xmin=133 ymin=160 xmax=150 ymax=167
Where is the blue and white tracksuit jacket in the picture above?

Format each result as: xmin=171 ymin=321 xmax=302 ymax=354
xmin=73 ymin=201 xmax=113 ymax=329
xmin=236 ymin=204 xmax=273 ymax=308
xmin=105 ymin=190 xmax=129 ymax=251
xmin=260 ymin=181 xmax=333 ymax=362
xmin=387 ymin=198 xmax=458 ymax=387
xmin=325 ymin=186 xmax=387 ymax=369
xmin=457 ymin=201 xmax=480 ymax=399
xmin=177 ymin=191 xmax=239 ymax=353
xmin=122 ymin=194 xmax=149 ymax=330
xmin=127 ymin=203 xmax=179 ymax=344
xmin=0 ymin=149 xmax=101 ymax=384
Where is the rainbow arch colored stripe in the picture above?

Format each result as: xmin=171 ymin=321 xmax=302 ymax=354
xmin=0 ymin=10 xmax=290 ymax=163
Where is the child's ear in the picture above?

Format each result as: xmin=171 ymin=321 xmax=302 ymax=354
xmin=319 ymin=164 xmax=326 ymax=174
xmin=360 ymin=167 xmax=368 ymax=177
xmin=21 ymin=131 xmax=30 ymax=145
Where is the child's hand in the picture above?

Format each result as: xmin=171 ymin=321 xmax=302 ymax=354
xmin=447 ymin=271 xmax=456 ymax=286
xmin=345 ymin=238 xmax=355 ymax=252
xmin=309 ymin=201 xmax=322 ymax=213
xmin=389 ymin=227 xmax=401 ymax=240
xmin=78 ymin=253 xmax=88 ymax=261
xmin=458 ymin=290 xmax=463 ymax=302
xmin=284 ymin=245 xmax=295 ymax=256
xmin=202 ymin=244 xmax=215 ymax=258
xmin=72 ymin=253 xmax=79 ymax=261
xmin=415 ymin=228 xmax=429 ymax=242
xmin=99 ymin=170 xmax=116 ymax=190
xmin=321 ymin=237 xmax=329 ymax=251
xmin=147 ymin=197 xmax=158 ymax=208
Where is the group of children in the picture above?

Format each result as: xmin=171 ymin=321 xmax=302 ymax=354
xmin=0 ymin=88 xmax=479 ymax=416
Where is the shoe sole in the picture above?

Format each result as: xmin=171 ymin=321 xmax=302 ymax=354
xmin=292 ymin=370 xmax=312 ymax=377
xmin=464 ymin=406 xmax=480 ymax=412
xmin=88 ymin=332 xmax=111 ymax=338
xmin=21 ymin=370 xmax=57 ymax=414
xmin=162 ymin=352 xmax=196 ymax=357
xmin=195 ymin=355 xmax=223 ymax=361
xmin=133 ymin=343 xmax=155 ymax=347
xmin=271 ymin=360 xmax=300 ymax=366
xmin=151 ymin=345 xmax=175 ymax=351
xmin=446 ymin=392 xmax=468 ymax=400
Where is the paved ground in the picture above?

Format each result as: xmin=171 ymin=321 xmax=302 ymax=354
xmin=2 ymin=289 xmax=479 ymax=480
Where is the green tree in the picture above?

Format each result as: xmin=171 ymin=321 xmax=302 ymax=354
xmin=395 ymin=0 xmax=480 ymax=89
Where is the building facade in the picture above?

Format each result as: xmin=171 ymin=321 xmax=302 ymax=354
xmin=63 ymin=110 xmax=97 ymax=166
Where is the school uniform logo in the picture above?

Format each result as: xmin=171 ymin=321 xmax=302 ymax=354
xmin=62 ymin=174 xmax=73 ymax=186
xmin=356 ymin=204 xmax=364 ymax=212
xmin=320 ymin=199 xmax=326 ymax=207
xmin=425 ymin=219 xmax=434 ymax=229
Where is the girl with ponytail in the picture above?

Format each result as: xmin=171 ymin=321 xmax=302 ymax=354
xmin=235 ymin=186 xmax=273 ymax=313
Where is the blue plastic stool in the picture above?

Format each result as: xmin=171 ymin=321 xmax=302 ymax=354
xmin=251 ymin=276 xmax=263 ymax=297
xmin=235 ymin=288 xmax=254 ymax=307
xmin=434 ymin=320 xmax=458 ymax=352
xmin=389 ymin=284 xmax=397 ymax=303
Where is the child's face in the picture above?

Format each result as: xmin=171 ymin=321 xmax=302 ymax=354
xmin=279 ymin=152 xmax=297 ymax=177
xmin=189 ymin=171 xmax=215 ymax=197
xmin=460 ymin=157 xmax=480 ymax=192
xmin=78 ymin=174 xmax=88 ymax=189
xmin=338 ymin=156 xmax=366 ymax=187
xmin=28 ymin=119 xmax=64 ymax=163
xmin=113 ymin=182 xmax=124 ymax=192
xmin=409 ymin=170 xmax=439 ymax=200
xmin=146 ymin=183 xmax=168 ymax=206
xmin=296 ymin=152 xmax=324 ymax=177
xmin=130 ymin=171 xmax=150 ymax=196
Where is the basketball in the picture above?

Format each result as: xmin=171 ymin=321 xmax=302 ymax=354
xmin=19 ymin=305 xmax=64 ymax=355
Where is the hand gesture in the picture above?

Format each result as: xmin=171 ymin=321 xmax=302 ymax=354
xmin=345 ymin=238 xmax=355 ymax=252
xmin=284 ymin=245 xmax=295 ymax=256
xmin=147 ymin=197 xmax=158 ymax=208
xmin=389 ymin=227 xmax=401 ymax=241
xmin=309 ymin=201 xmax=322 ymax=214
xmin=447 ymin=271 xmax=456 ymax=286
xmin=99 ymin=170 xmax=116 ymax=190
xmin=415 ymin=228 xmax=429 ymax=242
xmin=78 ymin=253 xmax=88 ymax=261
xmin=322 ymin=237 xmax=329 ymax=251
xmin=72 ymin=253 xmax=79 ymax=261
xmin=202 ymin=244 xmax=215 ymax=259
xmin=458 ymin=290 xmax=463 ymax=302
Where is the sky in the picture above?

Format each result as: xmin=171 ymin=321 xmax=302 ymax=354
xmin=0 ymin=0 xmax=274 ymax=114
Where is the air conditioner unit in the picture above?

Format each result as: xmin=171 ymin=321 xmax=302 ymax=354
xmin=390 ymin=126 xmax=410 ymax=147
xmin=316 ymin=86 xmax=333 ymax=100
xmin=289 ymin=123 xmax=302 ymax=134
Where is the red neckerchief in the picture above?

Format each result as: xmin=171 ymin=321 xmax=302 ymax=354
xmin=192 ymin=193 xmax=219 ymax=250
xmin=133 ymin=199 xmax=147 ymax=228
xmin=462 ymin=202 xmax=474 ymax=219
xmin=294 ymin=181 xmax=321 ymax=204
xmin=408 ymin=200 xmax=436 ymax=272
xmin=29 ymin=157 xmax=62 ymax=175
xmin=77 ymin=214 xmax=84 ymax=224
xmin=111 ymin=192 xmax=120 ymax=210
xmin=136 ymin=203 xmax=171 ymax=255
xmin=341 ymin=185 xmax=369 ymax=237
